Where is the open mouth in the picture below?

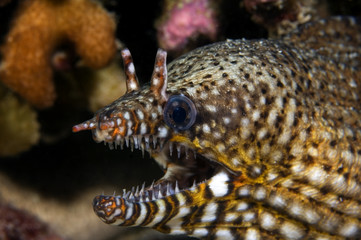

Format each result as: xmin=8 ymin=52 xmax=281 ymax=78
xmin=103 ymin=136 xmax=223 ymax=203
xmin=91 ymin=134 xmax=228 ymax=225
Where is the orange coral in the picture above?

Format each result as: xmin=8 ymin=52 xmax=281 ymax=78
xmin=0 ymin=0 xmax=117 ymax=108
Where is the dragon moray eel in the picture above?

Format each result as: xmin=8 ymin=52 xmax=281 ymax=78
xmin=73 ymin=17 xmax=361 ymax=239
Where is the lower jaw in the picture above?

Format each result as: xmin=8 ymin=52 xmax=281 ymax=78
xmin=93 ymin=169 xmax=232 ymax=229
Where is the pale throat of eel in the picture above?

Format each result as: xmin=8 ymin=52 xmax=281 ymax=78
xmin=73 ymin=48 xmax=230 ymax=224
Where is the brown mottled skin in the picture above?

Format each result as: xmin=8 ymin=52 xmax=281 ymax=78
xmin=74 ymin=17 xmax=361 ymax=239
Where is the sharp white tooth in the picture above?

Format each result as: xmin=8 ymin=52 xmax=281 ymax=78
xmin=122 ymin=189 xmax=127 ymax=197
xmin=175 ymin=181 xmax=180 ymax=193
xmin=177 ymin=145 xmax=181 ymax=159
xmin=141 ymin=142 xmax=145 ymax=158
xmin=129 ymin=192 xmax=134 ymax=200
xmin=120 ymin=138 xmax=124 ymax=150
xmin=154 ymin=138 xmax=158 ymax=149
xmin=140 ymin=182 xmax=145 ymax=194
xmin=135 ymin=186 xmax=139 ymax=197
xmin=134 ymin=136 xmax=139 ymax=149
xmin=144 ymin=136 xmax=150 ymax=150
xmin=158 ymin=185 xmax=163 ymax=199
xmin=166 ymin=183 xmax=169 ymax=196
xmin=192 ymin=180 xmax=197 ymax=189
xmin=130 ymin=137 xmax=134 ymax=151
xmin=125 ymin=137 xmax=129 ymax=148
xmin=169 ymin=142 xmax=173 ymax=156
xmin=158 ymin=185 xmax=163 ymax=198
xmin=158 ymin=189 xmax=163 ymax=198
xmin=129 ymin=187 xmax=135 ymax=200
xmin=142 ymin=182 xmax=146 ymax=190
xmin=124 ymin=191 xmax=131 ymax=199
xmin=166 ymin=182 xmax=173 ymax=195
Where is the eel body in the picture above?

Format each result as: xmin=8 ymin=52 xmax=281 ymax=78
xmin=73 ymin=17 xmax=361 ymax=239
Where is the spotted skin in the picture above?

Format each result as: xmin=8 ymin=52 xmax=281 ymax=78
xmin=74 ymin=17 xmax=361 ymax=239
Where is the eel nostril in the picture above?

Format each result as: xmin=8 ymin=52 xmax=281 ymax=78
xmin=92 ymin=196 xmax=101 ymax=210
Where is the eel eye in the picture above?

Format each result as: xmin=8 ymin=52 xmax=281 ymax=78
xmin=164 ymin=95 xmax=197 ymax=131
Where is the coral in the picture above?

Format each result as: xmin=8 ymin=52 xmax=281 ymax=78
xmin=85 ymin=57 xmax=127 ymax=112
xmin=0 ymin=0 xmax=117 ymax=109
xmin=0 ymin=202 xmax=64 ymax=240
xmin=156 ymin=0 xmax=218 ymax=54
xmin=52 ymin=50 xmax=127 ymax=112
xmin=0 ymin=84 xmax=39 ymax=157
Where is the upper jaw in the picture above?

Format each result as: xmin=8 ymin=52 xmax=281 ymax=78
xmin=74 ymin=115 xmax=230 ymax=195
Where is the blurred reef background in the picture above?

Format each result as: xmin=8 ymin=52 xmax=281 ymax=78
xmin=0 ymin=0 xmax=360 ymax=239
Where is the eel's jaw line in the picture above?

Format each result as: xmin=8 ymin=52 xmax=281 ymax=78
xmin=93 ymin=169 xmax=231 ymax=228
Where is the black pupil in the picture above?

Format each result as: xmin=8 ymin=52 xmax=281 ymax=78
xmin=172 ymin=106 xmax=187 ymax=123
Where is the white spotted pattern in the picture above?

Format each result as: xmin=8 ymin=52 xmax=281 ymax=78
xmin=208 ymin=171 xmax=229 ymax=197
